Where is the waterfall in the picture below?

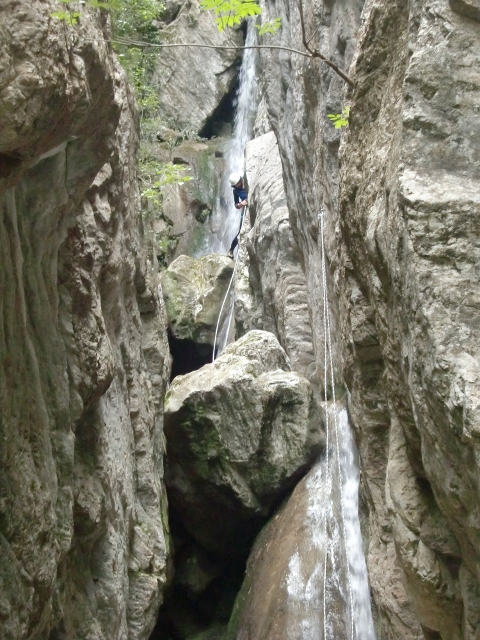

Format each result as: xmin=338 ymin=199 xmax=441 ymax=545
xmin=285 ymin=408 xmax=376 ymax=640
xmin=195 ymin=20 xmax=375 ymax=637
xmin=341 ymin=411 xmax=376 ymax=639
xmin=209 ymin=23 xmax=258 ymax=357
xmin=209 ymin=23 xmax=258 ymax=255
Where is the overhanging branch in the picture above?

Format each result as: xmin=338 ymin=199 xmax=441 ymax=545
xmin=92 ymin=36 xmax=354 ymax=86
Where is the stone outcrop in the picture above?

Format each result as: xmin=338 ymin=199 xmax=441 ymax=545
xmin=149 ymin=134 xmax=227 ymax=264
xmin=162 ymin=253 xmax=234 ymax=346
xmin=163 ymin=138 xmax=226 ymax=261
xmin=164 ymin=330 xmax=323 ymax=554
xmin=153 ymin=0 xmax=243 ymax=135
xmin=0 ymin=2 xmax=170 ymax=638
xmin=252 ymin=0 xmax=480 ymax=637
xmin=237 ymin=131 xmax=317 ymax=384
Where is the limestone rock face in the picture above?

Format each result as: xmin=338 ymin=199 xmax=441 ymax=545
xmin=164 ymin=330 xmax=323 ymax=554
xmin=338 ymin=0 xmax=480 ymax=635
xmin=153 ymin=0 xmax=243 ymax=135
xmin=0 ymin=3 xmax=170 ymax=638
xmin=238 ymin=131 xmax=317 ymax=384
xmin=162 ymin=253 xmax=234 ymax=345
xmin=253 ymin=0 xmax=480 ymax=636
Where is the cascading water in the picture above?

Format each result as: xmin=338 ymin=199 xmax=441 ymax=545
xmin=209 ymin=23 xmax=258 ymax=357
xmin=209 ymin=24 xmax=258 ymax=255
xmin=285 ymin=407 xmax=376 ymax=640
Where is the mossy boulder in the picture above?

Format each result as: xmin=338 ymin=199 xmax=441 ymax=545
xmin=164 ymin=331 xmax=324 ymax=554
xmin=161 ymin=254 xmax=234 ymax=346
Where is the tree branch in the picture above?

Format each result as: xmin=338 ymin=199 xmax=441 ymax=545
xmin=296 ymin=0 xmax=353 ymax=86
xmin=100 ymin=36 xmax=354 ymax=86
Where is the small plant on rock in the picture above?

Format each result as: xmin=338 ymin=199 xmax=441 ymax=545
xmin=327 ymin=106 xmax=350 ymax=129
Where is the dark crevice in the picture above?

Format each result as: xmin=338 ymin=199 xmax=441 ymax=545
xmin=150 ymin=507 xmax=247 ymax=640
xmin=199 ymin=71 xmax=240 ymax=139
xmin=168 ymin=330 xmax=213 ymax=381
xmin=0 ymin=152 xmax=23 ymax=179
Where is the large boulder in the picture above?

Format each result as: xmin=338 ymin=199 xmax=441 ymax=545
xmin=161 ymin=253 xmax=234 ymax=346
xmin=164 ymin=330 xmax=323 ymax=554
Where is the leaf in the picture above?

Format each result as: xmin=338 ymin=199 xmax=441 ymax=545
xmin=51 ymin=10 xmax=80 ymax=24
xmin=255 ymin=17 xmax=281 ymax=35
xmin=327 ymin=106 xmax=350 ymax=129
xmin=201 ymin=0 xmax=262 ymax=31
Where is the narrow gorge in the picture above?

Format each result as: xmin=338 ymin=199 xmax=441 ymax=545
xmin=0 ymin=1 xmax=479 ymax=639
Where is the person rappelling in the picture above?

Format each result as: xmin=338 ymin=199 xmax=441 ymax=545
xmin=227 ymin=173 xmax=248 ymax=259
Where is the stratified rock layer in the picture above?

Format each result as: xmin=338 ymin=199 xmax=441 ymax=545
xmin=164 ymin=330 xmax=323 ymax=554
xmin=0 ymin=2 xmax=170 ymax=638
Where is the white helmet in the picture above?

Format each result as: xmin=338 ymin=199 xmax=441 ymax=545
xmin=229 ymin=172 xmax=242 ymax=186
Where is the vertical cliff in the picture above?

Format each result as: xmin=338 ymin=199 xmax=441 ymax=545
xmin=253 ymin=0 xmax=480 ymax=637
xmin=339 ymin=0 xmax=480 ymax=636
xmin=0 ymin=2 xmax=170 ymax=638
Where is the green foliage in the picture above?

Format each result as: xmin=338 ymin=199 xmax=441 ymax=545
xmin=51 ymin=0 xmax=164 ymax=43
xmin=51 ymin=10 xmax=80 ymax=24
xmin=200 ymin=0 xmax=261 ymax=31
xmin=255 ymin=17 xmax=281 ymax=35
xmin=139 ymin=161 xmax=191 ymax=210
xmin=327 ymin=106 xmax=350 ymax=129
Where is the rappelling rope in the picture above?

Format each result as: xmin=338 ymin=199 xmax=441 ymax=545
xmin=319 ymin=208 xmax=354 ymax=640
xmin=321 ymin=207 xmax=331 ymax=640
xmin=212 ymin=207 xmax=247 ymax=362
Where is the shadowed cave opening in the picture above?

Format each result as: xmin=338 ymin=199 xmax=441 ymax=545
xmin=198 ymin=73 xmax=240 ymax=140
xmin=167 ymin=330 xmax=213 ymax=381
xmin=149 ymin=508 xmax=250 ymax=640
xmin=198 ymin=22 xmax=246 ymax=140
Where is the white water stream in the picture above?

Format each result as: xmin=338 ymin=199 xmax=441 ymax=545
xmin=284 ymin=408 xmax=376 ymax=639
xmin=209 ymin=24 xmax=258 ymax=356
xmin=208 ymin=24 xmax=258 ymax=255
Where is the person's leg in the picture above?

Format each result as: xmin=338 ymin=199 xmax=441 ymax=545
xmin=228 ymin=210 xmax=245 ymax=256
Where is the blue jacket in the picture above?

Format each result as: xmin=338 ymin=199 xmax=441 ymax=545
xmin=233 ymin=185 xmax=247 ymax=206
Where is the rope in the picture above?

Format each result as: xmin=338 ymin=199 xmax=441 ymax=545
xmin=320 ymin=209 xmax=331 ymax=640
xmin=212 ymin=207 xmax=246 ymax=362
xmin=319 ymin=209 xmax=354 ymax=640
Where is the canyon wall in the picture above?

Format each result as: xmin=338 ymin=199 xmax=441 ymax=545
xmin=255 ymin=0 xmax=480 ymax=637
xmin=0 ymin=2 xmax=170 ymax=638
xmin=1 ymin=0 xmax=480 ymax=638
